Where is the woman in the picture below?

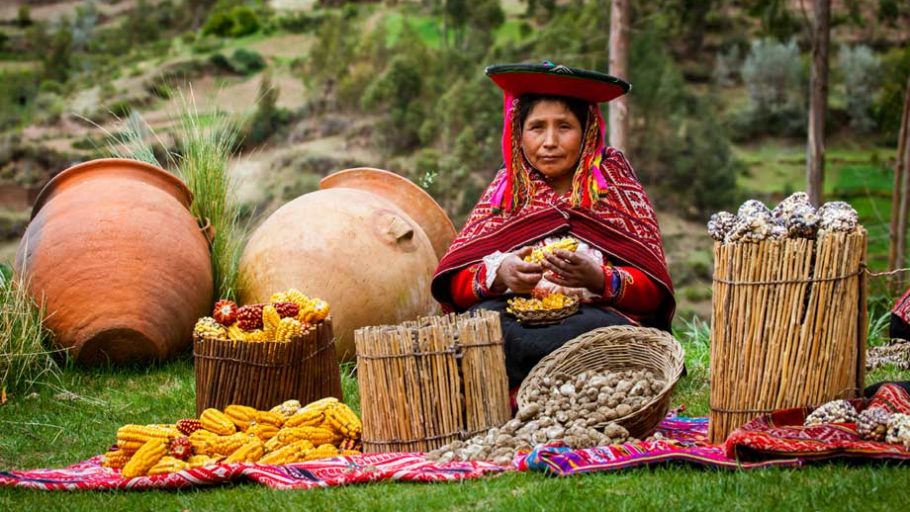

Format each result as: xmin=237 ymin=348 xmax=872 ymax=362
xmin=431 ymin=63 xmax=675 ymax=389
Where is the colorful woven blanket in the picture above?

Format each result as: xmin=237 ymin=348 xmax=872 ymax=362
xmin=725 ymin=383 xmax=910 ymax=462
xmin=519 ymin=416 xmax=800 ymax=475
xmin=6 ymin=386 xmax=910 ymax=491
xmin=0 ymin=452 xmax=504 ymax=491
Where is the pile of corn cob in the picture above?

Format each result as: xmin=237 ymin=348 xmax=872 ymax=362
xmin=193 ymin=288 xmax=330 ymax=343
xmin=506 ymin=292 xmax=576 ymax=313
xmin=103 ymin=397 xmax=361 ymax=478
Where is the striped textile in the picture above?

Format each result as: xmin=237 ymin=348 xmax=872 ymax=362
xmin=726 ymin=383 xmax=910 ymax=462
xmin=519 ymin=416 xmax=800 ymax=476
xmin=0 ymin=452 xmax=505 ymax=491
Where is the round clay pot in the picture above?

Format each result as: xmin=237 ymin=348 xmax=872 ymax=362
xmin=320 ymin=168 xmax=456 ymax=260
xmin=239 ymin=168 xmax=455 ymax=361
xmin=15 ymin=158 xmax=213 ymax=365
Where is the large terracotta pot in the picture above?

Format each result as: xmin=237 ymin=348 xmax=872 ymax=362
xmin=239 ymin=168 xmax=456 ymax=361
xmin=15 ymin=158 xmax=213 ymax=365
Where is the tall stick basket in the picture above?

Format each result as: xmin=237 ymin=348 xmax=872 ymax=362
xmin=355 ymin=311 xmax=511 ymax=453
xmin=194 ymin=318 xmax=342 ymax=415
xmin=709 ymin=230 xmax=868 ymax=444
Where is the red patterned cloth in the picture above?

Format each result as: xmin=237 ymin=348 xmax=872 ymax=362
xmin=725 ymin=384 xmax=910 ymax=461
xmin=432 ymin=150 xmax=675 ymax=330
xmin=0 ymin=452 xmax=505 ymax=491
xmin=892 ymin=287 xmax=910 ymax=325
xmin=520 ymin=416 xmax=800 ymax=475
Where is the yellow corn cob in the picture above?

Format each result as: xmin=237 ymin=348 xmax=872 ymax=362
xmin=275 ymin=317 xmax=304 ymax=341
xmin=227 ymin=324 xmax=247 ymax=341
xmin=224 ymin=404 xmax=258 ymax=430
xmin=116 ymin=425 xmax=174 ymax=445
xmin=121 ymin=439 xmax=167 ymax=478
xmin=339 ymin=449 xmax=362 ymax=457
xmin=147 ymin=456 xmax=188 ymax=476
xmin=225 ymin=438 xmax=265 ymax=464
xmin=300 ymin=397 xmax=340 ymax=414
xmin=194 ymin=317 xmax=227 ymax=339
xmin=264 ymin=435 xmax=285 ymax=453
xmin=524 ymin=237 xmax=579 ymax=263
xmin=285 ymin=289 xmax=310 ymax=310
xmin=116 ymin=440 xmax=145 ymax=454
xmin=247 ymin=423 xmax=280 ymax=441
xmin=270 ymin=399 xmax=302 ymax=419
xmin=187 ymin=455 xmax=222 ymax=468
xmin=200 ymin=408 xmax=237 ymax=435
xmin=303 ymin=443 xmax=339 ymax=461
xmin=262 ymin=304 xmax=282 ymax=334
xmin=102 ymin=448 xmax=131 ymax=469
xmin=269 ymin=291 xmax=290 ymax=304
xmin=325 ymin=403 xmax=362 ymax=439
xmin=259 ymin=439 xmax=314 ymax=465
xmin=244 ymin=329 xmax=267 ymax=342
xmin=278 ymin=426 xmax=338 ymax=446
xmin=203 ymin=432 xmax=250 ymax=456
xmin=285 ymin=408 xmax=326 ymax=429
xmin=309 ymin=299 xmax=330 ymax=323
xmin=255 ymin=410 xmax=285 ymax=428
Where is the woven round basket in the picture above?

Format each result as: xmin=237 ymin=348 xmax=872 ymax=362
xmin=516 ymin=325 xmax=685 ymax=438
xmin=507 ymin=297 xmax=580 ymax=326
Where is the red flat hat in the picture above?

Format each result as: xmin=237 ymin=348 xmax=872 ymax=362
xmin=485 ymin=62 xmax=630 ymax=103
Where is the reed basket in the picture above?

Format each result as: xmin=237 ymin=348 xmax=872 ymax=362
xmin=709 ymin=230 xmax=868 ymax=443
xmin=508 ymin=298 xmax=580 ymax=326
xmin=194 ymin=318 xmax=342 ymax=415
xmin=355 ymin=310 xmax=511 ymax=453
xmin=517 ymin=326 xmax=685 ymax=438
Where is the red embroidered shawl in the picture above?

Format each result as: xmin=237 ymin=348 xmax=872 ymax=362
xmin=432 ymin=147 xmax=675 ymax=330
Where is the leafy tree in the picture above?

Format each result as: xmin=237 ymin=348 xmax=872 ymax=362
xmin=42 ymin=20 xmax=74 ymax=83
xmin=875 ymin=46 xmax=910 ymax=143
xmin=837 ymin=45 xmax=881 ymax=133
xmin=17 ymin=5 xmax=32 ymax=28
xmin=362 ymin=54 xmax=426 ymax=153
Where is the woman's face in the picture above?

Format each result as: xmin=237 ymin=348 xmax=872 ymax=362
xmin=520 ymin=100 xmax=584 ymax=190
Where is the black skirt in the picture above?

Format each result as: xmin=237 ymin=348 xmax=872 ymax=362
xmin=468 ymin=297 xmax=631 ymax=388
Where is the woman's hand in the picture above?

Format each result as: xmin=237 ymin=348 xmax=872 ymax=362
xmin=491 ymin=247 xmax=543 ymax=294
xmin=541 ymin=249 xmax=606 ymax=294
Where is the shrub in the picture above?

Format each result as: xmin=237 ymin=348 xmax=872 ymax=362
xmin=733 ymin=38 xmax=806 ymax=139
xmin=741 ymin=39 xmax=804 ymax=114
xmin=229 ymin=6 xmax=261 ymax=37
xmin=713 ymin=45 xmax=741 ymax=87
xmin=837 ymin=45 xmax=881 ymax=133
xmin=202 ymin=5 xmax=261 ymax=38
xmin=230 ymin=48 xmax=265 ymax=75
xmin=874 ymin=46 xmax=910 ymax=143
xmin=1 ymin=267 xmax=61 ymax=393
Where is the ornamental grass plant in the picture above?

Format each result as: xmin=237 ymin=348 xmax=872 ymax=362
xmin=172 ymin=92 xmax=246 ymax=300
xmin=0 ymin=263 xmax=60 ymax=394
xmin=105 ymin=95 xmax=247 ymax=300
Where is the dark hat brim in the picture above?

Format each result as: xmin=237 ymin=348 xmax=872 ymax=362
xmin=485 ymin=63 xmax=630 ymax=104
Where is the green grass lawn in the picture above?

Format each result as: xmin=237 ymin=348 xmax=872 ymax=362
xmin=2 ymin=320 xmax=909 ymax=510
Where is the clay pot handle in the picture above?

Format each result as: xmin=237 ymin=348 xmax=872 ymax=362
xmin=386 ymin=215 xmax=415 ymax=244
xmin=198 ymin=217 xmax=217 ymax=246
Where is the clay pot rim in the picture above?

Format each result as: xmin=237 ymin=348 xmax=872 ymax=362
xmin=30 ymin=158 xmax=194 ymax=220
xmin=320 ymin=167 xmax=456 ymax=259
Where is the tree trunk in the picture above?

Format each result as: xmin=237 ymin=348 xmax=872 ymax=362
xmin=608 ymin=0 xmax=629 ymax=152
xmin=890 ymin=75 xmax=910 ymax=291
xmin=806 ymin=0 xmax=830 ymax=207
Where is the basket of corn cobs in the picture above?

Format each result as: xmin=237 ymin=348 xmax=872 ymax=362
xmin=192 ymin=289 xmax=342 ymax=414
xmin=506 ymin=292 xmax=580 ymax=326
xmin=103 ymin=397 xmax=363 ymax=478
xmin=516 ymin=325 xmax=685 ymax=438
